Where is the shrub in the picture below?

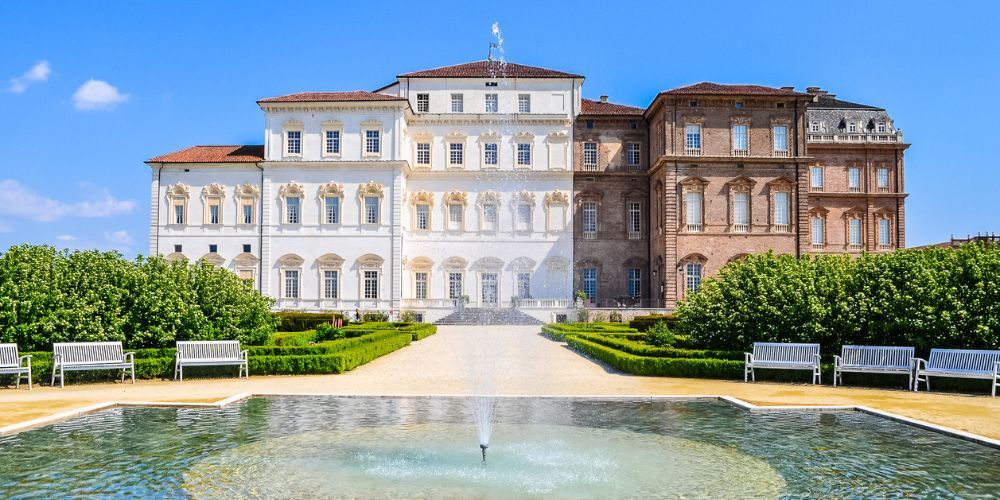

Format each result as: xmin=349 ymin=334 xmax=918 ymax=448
xmin=269 ymin=330 xmax=317 ymax=346
xmin=645 ymin=321 xmax=676 ymax=347
xmin=314 ymin=323 xmax=344 ymax=342
xmin=275 ymin=311 xmax=347 ymax=332
xmin=629 ymin=314 xmax=680 ymax=332
xmin=398 ymin=311 xmax=422 ymax=323
xmin=353 ymin=310 xmax=389 ymax=323
xmin=566 ymin=336 xmax=743 ymax=379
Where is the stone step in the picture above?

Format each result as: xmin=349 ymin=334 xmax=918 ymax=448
xmin=434 ymin=308 xmax=543 ymax=325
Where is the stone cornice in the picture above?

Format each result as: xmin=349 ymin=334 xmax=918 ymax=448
xmin=406 ymin=113 xmax=571 ymax=126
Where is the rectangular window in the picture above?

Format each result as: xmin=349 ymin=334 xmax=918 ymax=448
xmin=811 ymin=217 xmax=825 ymax=246
xmin=878 ymin=123 xmax=886 ymax=133
xmin=238 ymin=269 xmax=253 ymax=286
xmin=174 ymin=204 xmax=184 ymax=224
xmin=242 ymin=244 xmax=251 ymax=253
xmin=484 ymin=143 xmax=498 ymax=166
xmin=209 ymin=204 xmax=220 ymax=224
xmin=325 ymin=130 xmax=341 ymax=154
xmin=364 ymin=196 xmax=379 ymax=224
xmin=324 ymin=196 xmax=340 ymax=224
xmin=686 ymin=264 xmax=702 ymax=292
xmin=849 ymin=218 xmax=863 ymax=248
xmin=284 ymin=270 xmax=300 ymax=299
xmin=849 ymin=122 xmax=858 ymax=133
xmin=811 ymin=122 xmax=820 ymax=133
xmin=174 ymin=244 xmax=182 ymax=253
xmin=363 ymin=271 xmax=379 ymax=299
xmin=877 ymin=168 xmax=889 ymax=191
xmin=627 ymin=142 xmax=641 ymax=167
xmin=485 ymin=93 xmax=498 ymax=113
xmin=848 ymin=167 xmax=861 ymax=192
xmin=582 ymin=268 xmax=597 ymax=300
xmin=285 ymin=197 xmax=300 ymax=224
xmin=323 ymin=270 xmax=339 ymax=299
xmin=242 ymin=203 xmax=253 ymax=225
xmin=685 ymin=192 xmax=703 ymax=230
xmin=449 ymin=142 xmax=464 ymax=166
xmin=582 ymin=202 xmax=597 ymax=234
xmin=773 ymin=126 xmax=788 ymax=153
xmin=518 ymin=94 xmax=531 ymax=113
xmin=774 ymin=192 xmax=790 ymax=230
xmin=448 ymin=204 xmax=463 ymax=230
xmin=414 ymin=272 xmax=428 ymax=299
xmin=732 ymin=124 xmax=748 ymax=154
xmin=516 ymin=143 xmax=531 ymax=166
xmin=365 ymin=129 xmax=380 ymax=154
xmin=416 ymin=93 xmax=429 ymax=113
xmin=448 ymin=272 xmax=463 ymax=299
xmin=286 ymin=130 xmax=301 ymax=155
xmin=451 ymin=93 xmax=463 ymax=113
xmin=879 ymin=218 xmax=892 ymax=247
xmin=483 ymin=204 xmax=498 ymax=231
xmin=583 ymin=142 xmax=598 ymax=167
xmin=627 ymin=202 xmax=641 ymax=236
xmin=517 ymin=272 xmax=531 ymax=299
xmin=627 ymin=268 xmax=641 ymax=297
xmin=517 ymin=203 xmax=532 ymax=231
xmin=415 ymin=204 xmax=429 ymax=230
xmin=733 ymin=191 xmax=749 ymax=231
xmin=208 ymin=244 xmax=218 ymax=253
xmin=810 ymin=166 xmax=824 ymax=191
xmin=416 ymin=143 xmax=431 ymax=165
xmin=685 ymin=124 xmax=701 ymax=153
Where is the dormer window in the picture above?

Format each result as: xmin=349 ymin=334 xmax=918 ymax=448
xmin=877 ymin=123 xmax=886 ymax=133
xmin=849 ymin=122 xmax=858 ymax=133
xmin=451 ymin=93 xmax=464 ymax=113
xmin=810 ymin=122 xmax=820 ymax=133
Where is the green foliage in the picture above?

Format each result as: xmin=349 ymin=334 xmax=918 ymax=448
xmin=676 ymin=245 xmax=1000 ymax=354
xmin=569 ymin=332 xmax=743 ymax=360
xmin=268 ymin=330 xmax=317 ymax=346
xmin=566 ymin=336 xmax=744 ymax=378
xmin=540 ymin=322 xmax=639 ymax=341
xmin=314 ymin=323 xmax=344 ymax=342
xmin=645 ymin=321 xmax=676 ymax=347
xmin=274 ymin=311 xmax=347 ymax=332
xmin=353 ymin=310 xmax=389 ymax=322
xmin=629 ymin=314 xmax=680 ymax=332
xmin=0 ymin=245 xmax=277 ymax=351
xmin=397 ymin=311 xmax=422 ymax=323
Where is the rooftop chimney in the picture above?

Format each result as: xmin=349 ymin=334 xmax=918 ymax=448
xmin=805 ymin=86 xmax=829 ymax=96
xmin=780 ymin=86 xmax=795 ymax=91
xmin=599 ymin=95 xmax=608 ymax=103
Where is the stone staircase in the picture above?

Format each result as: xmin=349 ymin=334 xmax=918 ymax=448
xmin=434 ymin=307 xmax=544 ymax=325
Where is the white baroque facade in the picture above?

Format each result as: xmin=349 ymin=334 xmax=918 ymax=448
xmin=148 ymin=61 xmax=580 ymax=322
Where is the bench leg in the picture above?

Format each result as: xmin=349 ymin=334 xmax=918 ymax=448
xmin=130 ymin=364 xmax=135 ymax=384
xmin=813 ymin=366 xmax=821 ymax=385
xmin=121 ymin=368 xmax=126 ymax=384
xmin=51 ymin=365 xmax=57 ymax=388
xmin=173 ymin=361 xmax=179 ymax=381
xmin=179 ymin=365 xmax=183 ymax=381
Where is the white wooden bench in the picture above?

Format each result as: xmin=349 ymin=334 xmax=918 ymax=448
xmin=174 ymin=341 xmax=248 ymax=380
xmin=52 ymin=342 xmax=134 ymax=388
xmin=913 ymin=348 xmax=1000 ymax=396
xmin=745 ymin=342 xmax=821 ymax=384
xmin=0 ymin=343 xmax=32 ymax=390
xmin=833 ymin=345 xmax=915 ymax=388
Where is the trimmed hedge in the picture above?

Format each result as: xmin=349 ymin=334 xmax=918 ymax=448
xmin=541 ymin=323 xmax=639 ymax=341
xmin=629 ymin=314 xmax=680 ymax=332
xmin=567 ymin=336 xmax=743 ymax=379
xmin=570 ymin=332 xmax=743 ymax=361
xmin=275 ymin=312 xmax=348 ymax=332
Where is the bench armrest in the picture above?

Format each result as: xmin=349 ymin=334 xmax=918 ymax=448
xmin=19 ymin=354 xmax=31 ymax=368
xmin=124 ymin=352 xmax=135 ymax=364
xmin=994 ymin=360 xmax=1000 ymax=376
xmin=241 ymin=349 xmax=249 ymax=361
xmin=833 ymin=355 xmax=841 ymax=368
xmin=813 ymin=353 xmax=822 ymax=366
xmin=53 ymin=353 xmax=62 ymax=366
xmin=912 ymin=357 xmax=926 ymax=371
xmin=744 ymin=352 xmax=754 ymax=363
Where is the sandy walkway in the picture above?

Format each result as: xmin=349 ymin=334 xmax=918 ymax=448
xmin=2 ymin=326 xmax=998 ymax=439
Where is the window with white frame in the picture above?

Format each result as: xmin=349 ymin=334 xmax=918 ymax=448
xmin=242 ymin=203 xmax=253 ymax=225
xmin=324 ymin=196 xmax=340 ymax=224
xmin=323 ymin=270 xmax=339 ymax=299
xmin=324 ymin=130 xmax=341 ymax=155
xmin=285 ymin=197 xmax=300 ymax=224
xmin=773 ymin=191 xmax=790 ymax=231
xmin=286 ymin=130 xmax=301 ymax=155
xmin=416 ymin=143 xmax=431 ymax=166
xmin=627 ymin=142 xmax=641 ymax=168
xmin=414 ymin=271 xmax=428 ymax=299
xmin=686 ymin=263 xmax=702 ymax=292
xmin=363 ymin=270 xmax=379 ymax=299
xmin=685 ymin=124 xmax=702 ymax=153
xmin=364 ymin=196 xmax=380 ymax=224
xmin=810 ymin=166 xmax=824 ymax=191
xmin=415 ymin=204 xmax=430 ymax=230
xmin=364 ymin=129 xmax=381 ymax=155
xmin=849 ymin=122 xmax=858 ymax=133
xmin=583 ymin=142 xmax=597 ymax=168
xmin=207 ymin=202 xmax=221 ymax=225
xmin=448 ymin=272 xmax=463 ymax=299
xmin=773 ymin=125 xmax=788 ymax=153
xmin=482 ymin=203 xmax=498 ymax=231
xmin=811 ymin=216 xmax=825 ymax=247
xmin=582 ymin=268 xmax=597 ymax=300
xmin=627 ymin=202 xmax=641 ymax=237
xmin=518 ymin=94 xmax=531 ymax=113
xmin=448 ymin=142 xmax=464 ymax=167
xmin=848 ymin=218 xmax=863 ymax=248
xmin=448 ymin=203 xmax=464 ymax=231
xmin=878 ymin=218 xmax=892 ymax=247
xmin=733 ymin=191 xmax=749 ymax=232
xmin=810 ymin=122 xmax=820 ymax=133
xmin=627 ymin=268 xmax=641 ymax=297
xmin=582 ymin=202 xmax=598 ymax=234
xmin=516 ymin=143 xmax=532 ymax=166
xmin=483 ymin=143 xmax=498 ymax=166
xmin=685 ymin=191 xmax=703 ymax=231
xmin=283 ymin=269 xmax=300 ymax=299
xmin=174 ymin=204 xmax=185 ymax=224
xmin=517 ymin=203 xmax=532 ymax=231
xmin=877 ymin=123 xmax=886 ymax=133
xmin=517 ymin=272 xmax=531 ymax=299
xmin=848 ymin=167 xmax=861 ymax=192
xmin=166 ymin=185 xmax=189 ymax=225
xmin=732 ymin=124 xmax=749 ymax=154
xmin=877 ymin=168 xmax=889 ymax=191
xmin=416 ymin=93 xmax=429 ymax=113
xmin=237 ymin=184 xmax=257 ymax=226
xmin=485 ymin=93 xmax=498 ymax=113
xmin=451 ymin=93 xmax=463 ymax=112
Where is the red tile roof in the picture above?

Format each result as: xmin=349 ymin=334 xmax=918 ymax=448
xmin=148 ymin=145 xmax=264 ymax=163
xmin=398 ymin=60 xmax=583 ymax=79
xmin=664 ymin=82 xmax=807 ymax=96
xmin=257 ymin=91 xmax=406 ymax=103
xmin=581 ymin=98 xmax=644 ymax=116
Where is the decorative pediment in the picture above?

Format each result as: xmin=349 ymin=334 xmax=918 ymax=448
xmin=873 ymin=207 xmax=895 ymax=217
xmin=544 ymin=256 xmax=570 ymax=271
xmin=730 ymin=115 xmax=753 ymax=125
xmin=164 ymin=252 xmax=187 ymax=262
xmin=809 ymin=206 xmax=830 ymax=216
xmin=725 ymin=176 xmax=757 ymax=191
xmin=681 ymin=112 xmax=706 ymax=123
xmin=678 ymin=253 xmax=708 ymax=266
xmin=316 ymin=253 xmax=345 ymax=268
xmin=357 ymin=253 xmax=384 ymax=268
xmin=477 ymin=190 xmax=501 ymax=205
xmin=445 ymin=130 xmax=467 ymax=139
xmin=321 ymin=119 xmax=343 ymax=127
xmin=410 ymin=190 xmax=434 ymax=206
xmin=236 ymin=183 xmax=259 ymax=199
xmin=769 ymin=116 xmax=792 ymax=126
xmin=201 ymin=183 xmax=226 ymax=198
xmin=318 ymin=182 xmax=345 ymax=198
xmin=679 ymin=176 xmax=709 ymax=189
xmin=412 ymin=131 xmax=433 ymax=141
xmin=766 ymin=176 xmax=796 ymax=190
xmin=276 ymin=253 xmax=304 ymax=267
xmin=167 ymin=183 xmax=190 ymax=199
xmin=473 ymin=256 xmax=503 ymax=271
xmin=513 ymin=190 xmax=536 ymax=205
xmin=620 ymin=188 xmax=647 ymax=201
xmin=514 ymin=131 xmax=535 ymax=141
xmin=361 ymin=119 xmax=382 ymax=127
xmin=199 ymin=252 xmax=225 ymax=266
xmin=443 ymin=189 xmax=468 ymax=206
xmin=544 ymin=189 xmax=569 ymax=206
xmin=279 ymin=182 xmax=305 ymax=198
xmin=442 ymin=256 xmax=468 ymax=270
xmin=232 ymin=252 xmax=260 ymax=266
xmin=407 ymin=256 xmax=434 ymax=270
xmin=283 ymin=118 xmax=304 ymax=128
xmin=843 ymin=206 xmax=867 ymax=218
xmin=546 ymin=131 xmax=569 ymax=142
xmin=575 ymin=189 xmax=604 ymax=204
xmin=358 ymin=181 xmax=385 ymax=199
xmin=509 ymin=257 xmax=537 ymax=272
xmin=479 ymin=130 xmax=501 ymax=140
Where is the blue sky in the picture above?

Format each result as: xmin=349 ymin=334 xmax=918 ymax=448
xmin=0 ymin=1 xmax=996 ymax=253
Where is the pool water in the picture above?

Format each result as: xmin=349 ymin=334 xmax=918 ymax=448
xmin=1 ymin=397 xmax=997 ymax=498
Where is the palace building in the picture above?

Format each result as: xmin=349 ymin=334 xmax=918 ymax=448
xmin=147 ymin=60 xmax=908 ymax=321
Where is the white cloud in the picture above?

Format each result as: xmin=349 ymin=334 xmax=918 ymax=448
xmin=0 ymin=179 xmax=136 ymax=222
xmin=104 ymin=230 xmax=133 ymax=246
xmin=8 ymin=60 xmax=51 ymax=93
xmin=56 ymin=234 xmax=75 ymax=241
xmin=73 ymin=79 xmax=128 ymax=110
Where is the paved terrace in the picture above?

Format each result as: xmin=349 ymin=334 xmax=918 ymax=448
xmin=2 ymin=326 xmax=998 ymax=439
